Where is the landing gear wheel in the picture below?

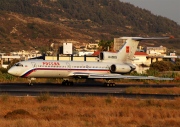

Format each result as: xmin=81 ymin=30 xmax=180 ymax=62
xmin=28 ymin=83 xmax=33 ymax=86
xmin=69 ymin=82 xmax=74 ymax=86
xmin=104 ymin=83 xmax=116 ymax=87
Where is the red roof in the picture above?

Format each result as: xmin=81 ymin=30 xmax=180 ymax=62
xmin=92 ymin=51 xmax=101 ymax=56
xmin=134 ymin=52 xmax=148 ymax=56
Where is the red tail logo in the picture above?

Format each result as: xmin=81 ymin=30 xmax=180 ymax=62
xmin=126 ymin=46 xmax=129 ymax=53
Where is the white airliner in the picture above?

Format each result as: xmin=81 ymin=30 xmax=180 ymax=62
xmin=8 ymin=37 xmax=173 ymax=86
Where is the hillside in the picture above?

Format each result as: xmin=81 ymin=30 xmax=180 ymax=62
xmin=0 ymin=0 xmax=180 ymax=53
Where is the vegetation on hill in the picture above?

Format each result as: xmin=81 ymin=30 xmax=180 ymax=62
xmin=0 ymin=0 xmax=180 ymax=53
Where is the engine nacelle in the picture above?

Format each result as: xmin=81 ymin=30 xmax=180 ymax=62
xmin=99 ymin=52 xmax=118 ymax=61
xmin=110 ymin=64 xmax=132 ymax=74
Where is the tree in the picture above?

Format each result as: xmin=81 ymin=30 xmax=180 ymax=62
xmin=149 ymin=61 xmax=175 ymax=72
xmin=98 ymin=40 xmax=113 ymax=51
xmin=7 ymin=59 xmax=20 ymax=70
xmin=173 ymin=58 xmax=180 ymax=71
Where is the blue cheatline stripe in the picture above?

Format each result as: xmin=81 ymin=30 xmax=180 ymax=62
xmin=21 ymin=68 xmax=109 ymax=77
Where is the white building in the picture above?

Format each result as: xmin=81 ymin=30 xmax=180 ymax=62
xmin=146 ymin=46 xmax=166 ymax=56
xmin=133 ymin=52 xmax=149 ymax=74
xmin=78 ymin=51 xmax=94 ymax=56
xmin=63 ymin=43 xmax=72 ymax=54
xmin=10 ymin=50 xmax=42 ymax=60
xmin=0 ymin=50 xmax=42 ymax=68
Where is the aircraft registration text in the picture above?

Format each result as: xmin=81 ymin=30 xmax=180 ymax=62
xmin=108 ymin=56 xmax=117 ymax=59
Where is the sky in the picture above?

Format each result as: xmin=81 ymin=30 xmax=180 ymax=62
xmin=120 ymin=0 xmax=180 ymax=25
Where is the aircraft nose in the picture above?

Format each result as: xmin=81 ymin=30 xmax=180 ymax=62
xmin=8 ymin=68 xmax=14 ymax=75
xmin=8 ymin=68 xmax=18 ymax=76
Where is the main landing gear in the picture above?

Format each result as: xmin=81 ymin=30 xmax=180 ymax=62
xmin=104 ymin=80 xmax=116 ymax=87
xmin=62 ymin=80 xmax=74 ymax=86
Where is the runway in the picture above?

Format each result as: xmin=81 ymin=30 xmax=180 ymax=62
xmin=0 ymin=83 xmax=179 ymax=99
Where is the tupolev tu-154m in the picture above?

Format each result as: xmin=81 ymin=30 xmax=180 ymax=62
xmin=8 ymin=37 xmax=174 ymax=86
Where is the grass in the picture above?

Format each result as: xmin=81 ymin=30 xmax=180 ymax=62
xmin=0 ymin=95 xmax=180 ymax=127
xmin=125 ymin=87 xmax=180 ymax=94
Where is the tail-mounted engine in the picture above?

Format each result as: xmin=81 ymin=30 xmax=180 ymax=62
xmin=110 ymin=64 xmax=134 ymax=74
xmin=99 ymin=52 xmax=118 ymax=61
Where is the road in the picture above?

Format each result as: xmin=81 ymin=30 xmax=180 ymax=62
xmin=0 ymin=83 xmax=179 ymax=99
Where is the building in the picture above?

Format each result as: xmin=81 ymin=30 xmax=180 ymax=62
xmin=86 ymin=43 xmax=99 ymax=49
xmin=0 ymin=55 xmax=20 ymax=68
xmin=78 ymin=51 xmax=94 ymax=56
xmin=0 ymin=50 xmax=42 ymax=68
xmin=132 ymin=52 xmax=149 ymax=74
xmin=146 ymin=46 xmax=166 ymax=56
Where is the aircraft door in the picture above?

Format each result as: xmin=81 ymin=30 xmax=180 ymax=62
xmin=30 ymin=62 xmax=37 ymax=76
xmin=107 ymin=65 xmax=110 ymax=72
xmin=66 ymin=62 xmax=71 ymax=71
xmin=31 ymin=62 xmax=37 ymax=68
xmin=86 ymin=65 xmax=89 ymax=71
xmin=31 ymin=62 xmax=37 ymax=73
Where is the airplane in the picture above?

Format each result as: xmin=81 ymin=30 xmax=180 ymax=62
xmin=8 ymin=36 xmax=174 ymax=86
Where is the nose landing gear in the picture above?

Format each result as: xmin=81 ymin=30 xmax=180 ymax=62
xmin=28 ymin=78 xmax=36 ymax=86
xmin=62 ymin=80 xmax=74 ymax=86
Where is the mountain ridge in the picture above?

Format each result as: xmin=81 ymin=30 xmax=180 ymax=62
xmin=0 ymin=0 xmax=179 ymax=53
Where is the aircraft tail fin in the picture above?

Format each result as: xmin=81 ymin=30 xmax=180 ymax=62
xmin=117 ymin=37 xmax=170 ymax=62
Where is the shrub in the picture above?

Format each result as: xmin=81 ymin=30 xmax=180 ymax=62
xmin=150 ymin=61 xmax=175 ymax=72
xmin=1 ymin=93 xmax=10 ymax=102
xmin=7 ymin=59 xmax=20 ymax=70
xmin=0 ymin=67 xmax=7 ymax=73
xmin=146 ymin=69 xmax=159 ymax=76
xmin=4 ymin=73 xmax=14 ymax=80
xmin=105 ymin=96 xmax=112 ymax=104
xmin=36 ymin=93 xmax=51 ymax=103
xmin=4 ymin=109 xmax=31 ymax=119
xmin=39 ymin=105 xmax=58 ymax=111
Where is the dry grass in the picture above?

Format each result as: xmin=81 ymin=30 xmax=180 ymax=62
xmin=125 ymin=87 xmax=180 ymax=94
xmin=0 ymin=95 xmax=180 ymax=127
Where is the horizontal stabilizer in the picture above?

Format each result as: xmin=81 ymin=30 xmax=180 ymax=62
xmin=126 ymin=37 xmax=170 ymax=41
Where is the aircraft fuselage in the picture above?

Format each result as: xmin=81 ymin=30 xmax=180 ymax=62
xmin=8 ymin=60 xmax=132 ymax=78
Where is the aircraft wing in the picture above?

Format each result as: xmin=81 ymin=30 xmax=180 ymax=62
xmin=70 ymin=72 xmax=173 ymax=80
xmin=69 ymin=72 xmax=92 ymax=77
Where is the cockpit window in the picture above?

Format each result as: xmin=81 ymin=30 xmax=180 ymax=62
xmin=14 ymin=63 xmax=23 ymax=67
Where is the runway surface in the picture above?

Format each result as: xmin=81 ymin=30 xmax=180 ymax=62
xmin=0 ymin=83 xmax=179 ymax=99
